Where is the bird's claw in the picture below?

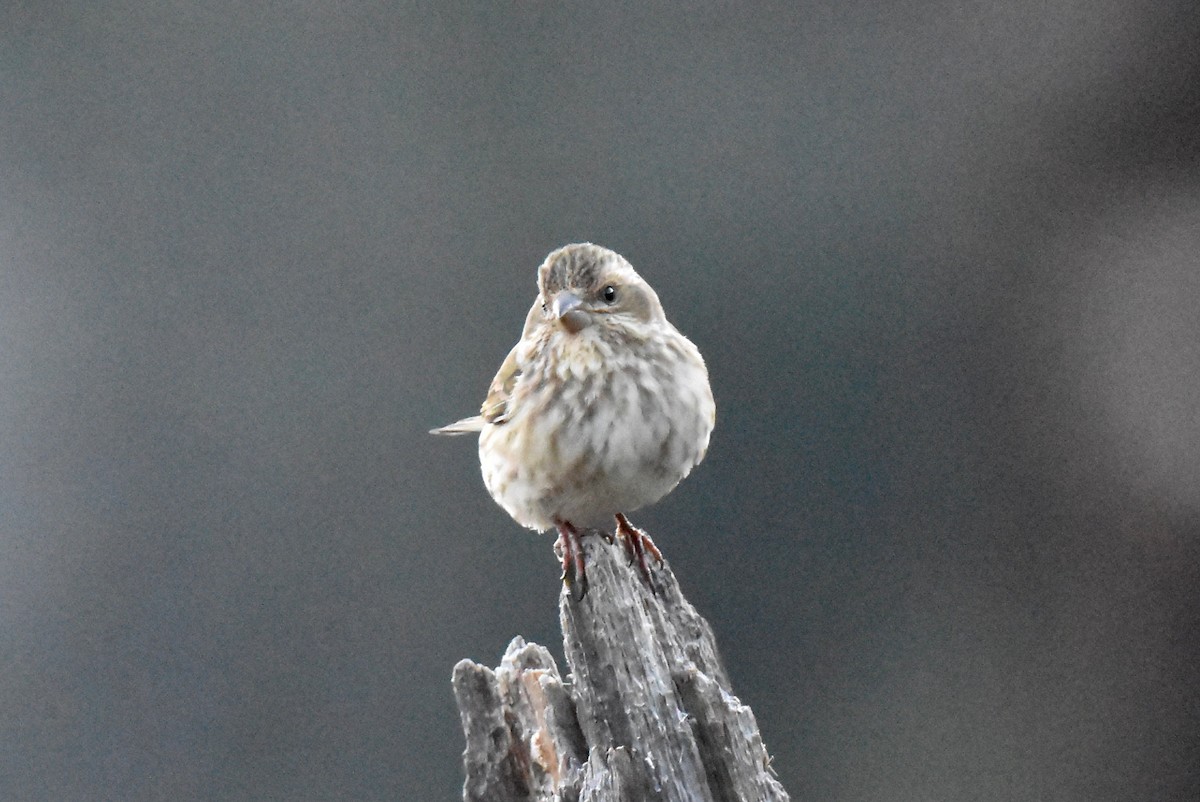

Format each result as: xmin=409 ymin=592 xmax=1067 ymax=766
xmin=615 ymin=513 xmax=664 ymax=595
xmin=555 ymin=520 xmax=589 ymax=601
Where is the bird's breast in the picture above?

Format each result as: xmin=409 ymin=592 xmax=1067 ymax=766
xmin=479 ymin=325 xmax=713 ymax=530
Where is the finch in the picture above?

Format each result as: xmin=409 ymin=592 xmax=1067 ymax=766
xmin=432 ymin=243 xmax=715 ymax=597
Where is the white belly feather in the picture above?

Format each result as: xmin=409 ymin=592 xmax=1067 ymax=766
xmin=478 ymin=326 xmax=714 ymax=531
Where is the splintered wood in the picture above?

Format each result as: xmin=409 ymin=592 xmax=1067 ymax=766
xmin=452 ymin=535 xmax=790 ymax=802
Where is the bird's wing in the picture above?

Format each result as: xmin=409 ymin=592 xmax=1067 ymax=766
xmin=431 ymin=299 xmax=542 ymax=434
xmin=479 ymin=345 xmax=520 ymax=425
xmin=480 ymin=299 xmax=542 ymax=425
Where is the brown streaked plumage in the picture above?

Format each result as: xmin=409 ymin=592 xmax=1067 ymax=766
xmin=431 ymin=243 xmax=715 ymax=597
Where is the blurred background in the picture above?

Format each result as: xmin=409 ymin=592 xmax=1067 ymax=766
xmin=3 ymin=2 xmax=1199 ymax=799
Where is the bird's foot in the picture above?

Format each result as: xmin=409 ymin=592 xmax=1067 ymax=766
xmin=554 ymin=519 xmax=588 ymax=601
xmin=614 ymin=513 xmax=663 ymax=594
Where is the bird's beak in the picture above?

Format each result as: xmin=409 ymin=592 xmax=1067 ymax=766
xmin=551 ymin=291 xmax=590 ymax=334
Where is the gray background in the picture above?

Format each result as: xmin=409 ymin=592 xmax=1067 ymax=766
xmin=3 ymin=2 xmax=1199 ymax=800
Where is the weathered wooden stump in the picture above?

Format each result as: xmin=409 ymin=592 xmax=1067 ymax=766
xmin=452 ymin=532 xmax=790 ymax=802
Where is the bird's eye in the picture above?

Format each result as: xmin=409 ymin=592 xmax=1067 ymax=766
xmin=602 ymin=285 xmax=617 ymax=303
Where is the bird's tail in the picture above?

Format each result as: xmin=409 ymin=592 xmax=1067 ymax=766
xmin=429 ymin=416 xmax=485 ymax=435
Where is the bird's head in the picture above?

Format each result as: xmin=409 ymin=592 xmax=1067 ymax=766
xmin=536 ymin=243 xmax=666 ymax=335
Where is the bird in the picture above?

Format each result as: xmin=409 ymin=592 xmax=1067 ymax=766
xmin=431 ymin=243 xmax=715 ymax=598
